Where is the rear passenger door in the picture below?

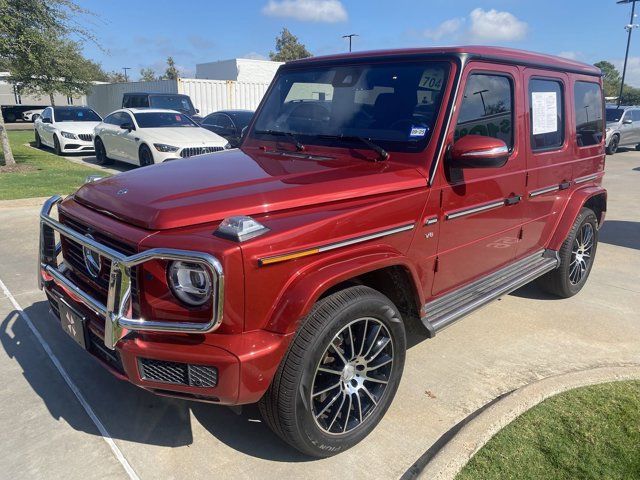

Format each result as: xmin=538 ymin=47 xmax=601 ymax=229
xmin=517 ymin=71 xmax=571 ymax=256
xmin=619 ymin=110 xmax=635 ymax=146
xmin=432 ymin=64 xmax=526 ymax=296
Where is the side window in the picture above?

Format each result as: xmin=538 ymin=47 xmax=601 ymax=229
xmin=455 ymin=73 xmax=514 ymax=149
xmin=632 ymin=110 xmax=640 ymax=122
xmin=622 ymin=111 xmax=632 ymax=123
xmin=202 ymin=113 xmax=220 ymax=126
xmin=41 ymin=108 xmax=52 ymax=122
xmin=121 ymin=112 xmax=134 ymax=126
xmin=529 ymin=78 xmax=564 ymax=151
xmin=574 ymin=81 xmax=604 ymax=147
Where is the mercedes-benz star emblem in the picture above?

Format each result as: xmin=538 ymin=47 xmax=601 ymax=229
xmin=82 ymin=234 xmax=102 ymax=279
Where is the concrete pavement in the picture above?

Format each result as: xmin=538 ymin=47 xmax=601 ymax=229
xmin=0 ymin=150 xmax=639 ymax=479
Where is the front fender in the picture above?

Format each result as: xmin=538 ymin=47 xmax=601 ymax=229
xmin=547 ymin=185 xmax=607 ymax=250
xmin=265 ymin=245 xmax=422 ymax=334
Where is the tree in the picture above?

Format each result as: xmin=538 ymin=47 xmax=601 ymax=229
xmin=595 ymin=61 xmax=621 ymax=98
xmin=10 ymin=37 xmax=100 ymax=106
xmin=161 ymin=57 xmax=179 ymax=80
xmin=269 ymin=28 xmax=312 ymax=62
xmin=107 ymin=71 xmax=127 ymax=83
xmin=0 ymin=0 xmax=97 ymax=165
xmin=139 ymin=68 xmax=157 ymax=82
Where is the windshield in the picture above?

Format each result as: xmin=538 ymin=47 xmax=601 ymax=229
xmin=606 ymin=108 xmax=624 ymax=123
xmin=149 ymin=95 xmax=195 ymax=113
xmin=134 ymin=112 xmax=198 ymax=128
xmin=54 ymin=108 xmax=101 ymax=122
xmin=252 ymin=61 xmax=450 ymax=152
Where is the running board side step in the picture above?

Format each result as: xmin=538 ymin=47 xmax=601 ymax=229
xmin=421 ymin=250 xmax=559 ymax=337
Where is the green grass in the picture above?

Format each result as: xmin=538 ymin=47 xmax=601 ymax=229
xmin=0 ymin=130 xmax=110 ymax=200
xmin=457 ymin=381 xmax=640 ymax=480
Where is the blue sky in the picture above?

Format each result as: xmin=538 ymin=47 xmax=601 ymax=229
xmin=77 ymin=0 xmax=640 ymax=85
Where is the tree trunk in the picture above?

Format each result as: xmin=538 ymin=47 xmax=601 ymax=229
xmin=49 ymin=92 xmax=55 ymax=106
xmin=0 ymin=109 xmax=16 ymax=166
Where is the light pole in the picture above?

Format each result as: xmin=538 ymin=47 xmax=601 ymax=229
xmin=122 ymin=67 xmax=131 ymax=83
xmin=342 ymin=34 xmax=358 ymax=52
xmin=474 ymin=89 xmax=489 ymax=115
xmin=617 ymin=0 xmax=639 ymax=106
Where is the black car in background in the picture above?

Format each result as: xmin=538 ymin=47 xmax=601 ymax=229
xmin=122 ymin=92 xmax=203 ymax=123
xmin=200 ymin=110 xmax=254 ymax=148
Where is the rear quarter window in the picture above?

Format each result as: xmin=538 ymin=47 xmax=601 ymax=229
xmin=574 ymin=82 xmax=604 ymax=147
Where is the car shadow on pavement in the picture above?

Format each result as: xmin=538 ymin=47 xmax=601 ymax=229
xmin=598 ymin=220 xmax=640 ymax=251
xmin=1 ymin=301 xmax=311 ymax=462
xmin=27 ymin=141 xmax=135 ymax=174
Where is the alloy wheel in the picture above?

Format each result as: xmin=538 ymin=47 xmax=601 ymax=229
xmin=570 ymin=222 xmax=594 ymax=285
xmin=311 ymin=317 xmax=394 ymax=435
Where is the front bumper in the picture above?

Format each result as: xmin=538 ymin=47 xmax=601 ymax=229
xmin=38 ymin=195 xmax=291 ymax=404
xmin=59 ymin=136 xmax=95 ymax=153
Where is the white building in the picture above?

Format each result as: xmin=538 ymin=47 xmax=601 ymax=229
xmin=196 ymin=58 xmax=283 ymax=83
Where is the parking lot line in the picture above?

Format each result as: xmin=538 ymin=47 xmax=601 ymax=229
xmin=0 ymin=277 xmax=140 ymax=480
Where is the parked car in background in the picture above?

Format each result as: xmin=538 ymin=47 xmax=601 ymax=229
xmin=604 ymin=105 xmax=640 ymax=154
xmin=93 ymin=108 xmax=229 ymax=166
xmin=34 ymin=106 xmax=102 ymax=155
xmin=122 ymin=92 xmax=203 ymax=123
xmin=201 ymin=110 xmax=253 ymax=148
xmin=38 ymin=47 xmax=606 ymax=458
xmin=22 ymin=108 xmax=44 ymax=122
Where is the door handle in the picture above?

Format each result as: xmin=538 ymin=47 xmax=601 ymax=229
xmin=505 ymin=195 xmax=522 ymax=206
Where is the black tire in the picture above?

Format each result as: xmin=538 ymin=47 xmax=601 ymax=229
xmin=537 ymin=208 xmax=598 ymax=298
xmin=138 ymin=144 xmax=154 ymax=167
xmin=259 ymin=285 xmax=406 ymax=458
xmin=606 ymin=135 xmax=619 ymax=155
xmin=94 ymin=137 xmax=113 ymax=165
xmin=34 ymin=131 xmax=42 ymax=149
xmin=53 ymin=135 xmax=62 ymax=156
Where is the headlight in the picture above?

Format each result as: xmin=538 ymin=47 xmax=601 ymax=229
xmin=215 ymin=215 xmax=269 ymax=242
xmin=154 ymin=143 xmax=179 ymax=152
xmin=167 ymin=261 xmax=212 ymax=306
xmin=224 ymin=142 xmax=232 ymax=150
xmin=61 ymin=131 xmax=77 ymax=139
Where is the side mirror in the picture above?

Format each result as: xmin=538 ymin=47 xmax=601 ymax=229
xmin=241 ymin=126 xmax=248 ymax=138
xmin=450 ymin=135 xmax=509 ymax=168
xmin=623 ymin=118 xmax=633 ymax=125
xmin=120 ymin=122 xmax=135 ymax=131
xmin=42 ymin=118 xmax=52 ymax=124
xmin=195 ymin=108 xmax=200 ymax=114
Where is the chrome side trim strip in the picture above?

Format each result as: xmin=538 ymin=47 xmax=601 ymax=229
xmin=38 ymin=195 xmax=225 ymax=350
xmin=317 ymin=224 xmax=415 ymax=252
xmin=425 ymin=217 xmax=438 ymax=226
xmin=445 ymin=200 xmax=505 ymax=220
xmin=529 ymin=185 xmax=560 ymax=198
xmin=574 ymin=173 xmax=599 ymax=184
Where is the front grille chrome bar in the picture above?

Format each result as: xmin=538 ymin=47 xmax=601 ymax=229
xmin=38 ymin=195 xmax=225 ymax=350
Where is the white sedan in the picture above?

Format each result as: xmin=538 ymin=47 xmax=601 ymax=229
xmin=22 ymin=108 xmax=44 ymax=122
xmin=34 ymin=106 xmax=102 ymax=155
xmin=93 ymin=108 xmax=229 ymax=167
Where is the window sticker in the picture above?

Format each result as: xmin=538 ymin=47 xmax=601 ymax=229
xmin=532 ymin=91 xmax=558 ymax=135
xmin=409 ymin=126 xmax=428 ymax=138
xmin=419 ymin=68 xmax=445 ymax=91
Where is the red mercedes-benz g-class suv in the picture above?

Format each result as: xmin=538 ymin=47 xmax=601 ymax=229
xmin=38 ymin=47 xmax=606 ymax=457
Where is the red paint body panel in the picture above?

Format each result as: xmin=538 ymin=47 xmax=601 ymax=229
xmin=42 ymin=47 xmax=606 ymax=405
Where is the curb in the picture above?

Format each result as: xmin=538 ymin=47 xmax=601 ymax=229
xmin=415 ymin=365 xmax=640 ymax=480
xmin=0 ymin=196 xmax=50 ymax=209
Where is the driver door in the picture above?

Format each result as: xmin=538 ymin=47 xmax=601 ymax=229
xmin=432 ymin=64 xmax=526 ymax=296
xmin=116 ymin=112 xmax=140 ymax=162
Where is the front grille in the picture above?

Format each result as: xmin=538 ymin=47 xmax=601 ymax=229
xmin=59 ymin=214 xmax=140 ymax=318
xmin=78 ymin=133 xmax=93 ymax=142
xmin=180 ymin=146 xmax=224 ymax=158
xmin=139 ymin=358 xmax=218 ymax=388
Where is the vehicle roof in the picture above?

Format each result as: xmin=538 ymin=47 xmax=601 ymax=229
xmin=121 ymin=108 xmax=183 ymax=114
xmin=123 ymin=92 xmax=189 ymax=96
xmin=52 ymin=105 xmax=95 ymax=109
xmin=287 ymin=46 xmax=601 ymax=76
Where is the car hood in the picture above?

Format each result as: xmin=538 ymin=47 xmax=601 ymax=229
xmin=73 ymin=148 xmax=427 ymax=230
xmin=56 ymin=121 xmax=101 ymax=133
xmin=138 ymin=127 xmax=226 ymax=146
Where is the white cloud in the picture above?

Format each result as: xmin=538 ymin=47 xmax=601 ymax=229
xmin=262 ymin=0 xmax=347 ymax=23
xmin=468 ymin=8 xmax=528 ymax=42
xmin=558 ymin=51 xmax=581 ymax=61
xmin=424 ymin=18 xmax=465 ymax=41
xmin=242 ymin=51 xmax=268 ymax=60
xmin=423 ymin=8 xmax=528 ymax=43
xmin=613 ymin=57 xmax=640 ymax=88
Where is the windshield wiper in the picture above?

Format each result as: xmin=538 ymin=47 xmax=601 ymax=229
xmin=317 ymin=134 xmax=388 ymax=162
xmin=254 ymin=129 xmax=305 ymax=151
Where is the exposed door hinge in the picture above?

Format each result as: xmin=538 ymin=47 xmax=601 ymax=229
xmin=439 ymin=189 xmax=444 ymax=208
xmin=518 ymin=227 xmax=524 ymax=240
xmin=434 ymin=256 xmax=440 ymax=272
xmin=525 ymin=171 xmax=529 ymax=187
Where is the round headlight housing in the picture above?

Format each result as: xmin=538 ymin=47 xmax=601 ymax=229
xmin=167 ymin=261 xmax=212 ymax=307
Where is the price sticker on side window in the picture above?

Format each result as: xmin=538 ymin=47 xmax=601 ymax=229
xmin=419 ymin=69 xmax=445 ymax=91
